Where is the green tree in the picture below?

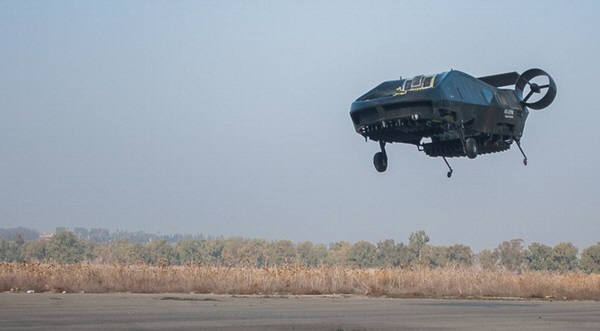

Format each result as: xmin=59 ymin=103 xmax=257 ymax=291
xmin=347 ymin=241 xmax=377 ymax=267
xmin=92 ymin=243 xmax=113 ymax=264
xmin=130 ymin=243 xmax=150 ymax=264
xmin=46 ymin=232 xmax=87 ymax=263
xmin=376 ymin=239 xmax=402 ymax=267
xmin=176 ymin=240 xmax=202 ymax=265
xmin=5 ymin=234 xmax=26 ymax=262
xmin=327 ymin=241 xmax=352 ymax=265
xmin=495 ymin=239 xmax=524 ymax=271
xmin=266 ymin=240 xmax=296 ymax=266
xmin=221 ymin=237 xmax=246 ymax=266
xmin=408 ymin=230 xmax=430 ymax=262
xmin=580 ymin=242 xmax=600 ymax=273
xmin=21 ymin=240 xmax=48 ymax=261
xmin=146 ymin=240 xmax=177 ymax=266
xmin=478 ymin=249 xmax=498 ymax=269
xmin=297 ymin=241 xmax=327 ymax=267
xmin=312 ymin=244 xmax=328 ymax=266
xmin=525 ymin=242 xmax=552 ymax=270
xmin=110 ymin=240 xmax=138 ymax=264
xmin=296 ymin=241 xmax=314 ymax=266
xmin=423 ymin=246 xmax=449 ymax=267
xmin=0 ymin=240 xmax=14 ymax=261
xmin=238 ymin=239 xmax=269 ymax=267
xmin=550 ymin=242 xmax=578 ymax=272
xmin=394 ymin=243 xmax=414 ymax=267
xmin=15 ymin=234 xmax=25 ymax=247
xmin=447 ymin=244 xmax=473 ymax=266
xmin=198 ymin=239 xmax=225 ymax=265
xmin=107 ymin=240 xmax=150 ymax=264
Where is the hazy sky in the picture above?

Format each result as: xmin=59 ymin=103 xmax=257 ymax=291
xmin=1 ymin=1 xmax=599 ymax=250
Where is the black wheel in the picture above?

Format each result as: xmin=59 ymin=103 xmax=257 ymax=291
xmin=373 ymin=152 xmax=388 ymax=172
xmin=465 ymin=138 xmax=478 ymax=159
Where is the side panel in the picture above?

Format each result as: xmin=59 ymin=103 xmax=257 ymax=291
xmin=471 ymin=89 xmax=527 ymax=136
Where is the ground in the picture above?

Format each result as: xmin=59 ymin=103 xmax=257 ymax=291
xmin=1 ymin=293 xmax=599 ymax=330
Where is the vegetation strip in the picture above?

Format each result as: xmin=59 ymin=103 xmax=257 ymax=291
xmin=2 ymin=230 xmax=599 ymax=274
xmin=2 ymin=263 xmax=600 ymax=300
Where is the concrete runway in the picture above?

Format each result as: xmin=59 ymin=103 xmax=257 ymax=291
xmin=0 ymin=293 xmax=599 ymax=330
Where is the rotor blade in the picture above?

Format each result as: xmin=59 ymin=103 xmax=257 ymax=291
xmin=523 ymin=89 xmax=535 ymax=102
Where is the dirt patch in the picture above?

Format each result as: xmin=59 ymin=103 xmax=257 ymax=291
xmin=160 ymin=296 xmax=219 ymax=302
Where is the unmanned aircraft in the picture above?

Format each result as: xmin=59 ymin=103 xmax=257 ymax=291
xmin=349 ymin=68 xmax=557 ymax=177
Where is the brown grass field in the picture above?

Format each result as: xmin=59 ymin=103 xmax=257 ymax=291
xmin=1 ymin=263 xmax=600 ymax=300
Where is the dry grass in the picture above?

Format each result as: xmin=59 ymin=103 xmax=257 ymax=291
xmin=1 ymin=263 xmax=599 ymax=300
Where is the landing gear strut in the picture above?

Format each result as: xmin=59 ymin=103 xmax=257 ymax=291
xmin=442 ymin=157 xmax=453 ymax=178
xmin=515 ymin=139 xmax=528 ymax=166
xmin=373 ymin=141 xmax=388 ymax=172
xmin=455 ymin=122 xmax=478 ymax=159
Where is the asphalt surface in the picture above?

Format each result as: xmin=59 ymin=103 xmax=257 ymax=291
xmin=0 ymin=293 xmax=599 ymax=330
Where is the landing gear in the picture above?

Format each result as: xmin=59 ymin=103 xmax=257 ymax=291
xmin=373 ymin=141 xmax=388 ymax=172
xmin=374 ymin=152 xmax=387 ymax=172
xmin=442 ymin=157 xmax=453 ymax=178
xmin=465 ymin=138 xmax=478 ymax=159
xmin=515 ymin=139 xmax=528 ymax=166
xmin=456 ymin=122 xmax=478 ymax=159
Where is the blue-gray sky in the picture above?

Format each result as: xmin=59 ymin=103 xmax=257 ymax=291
xmin=1 ymin=0 xmax=599 ymax=250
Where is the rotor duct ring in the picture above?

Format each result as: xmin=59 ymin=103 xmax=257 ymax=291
xmin=515 ymin=68 xmax=557 ymax=110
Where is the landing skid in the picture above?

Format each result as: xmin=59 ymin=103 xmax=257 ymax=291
xmin=515 ymin=139 xmax=528 ymax=166
xmin=442 ymin=157 xmax=453 ymax=178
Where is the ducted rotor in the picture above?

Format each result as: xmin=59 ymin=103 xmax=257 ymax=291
xmin=515 ymin=68 xmax=557 ymax=110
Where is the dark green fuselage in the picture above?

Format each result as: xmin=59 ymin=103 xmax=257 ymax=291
xmin=350 ymin=70 xmax=528 ymax=157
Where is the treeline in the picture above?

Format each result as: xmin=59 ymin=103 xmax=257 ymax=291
xmin=0 ymin=227 xmax=39 ymax=241
xmin=0 ymin=227 xmax=205 ymax=243
xmin=59 ymin=227 xmax=206 ymax=243
xmin=1 ymin=230 xmax=599 ymax=273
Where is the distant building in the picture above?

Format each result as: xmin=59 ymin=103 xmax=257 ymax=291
xmin=39 ymin=233 xmax=54 ymax=241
